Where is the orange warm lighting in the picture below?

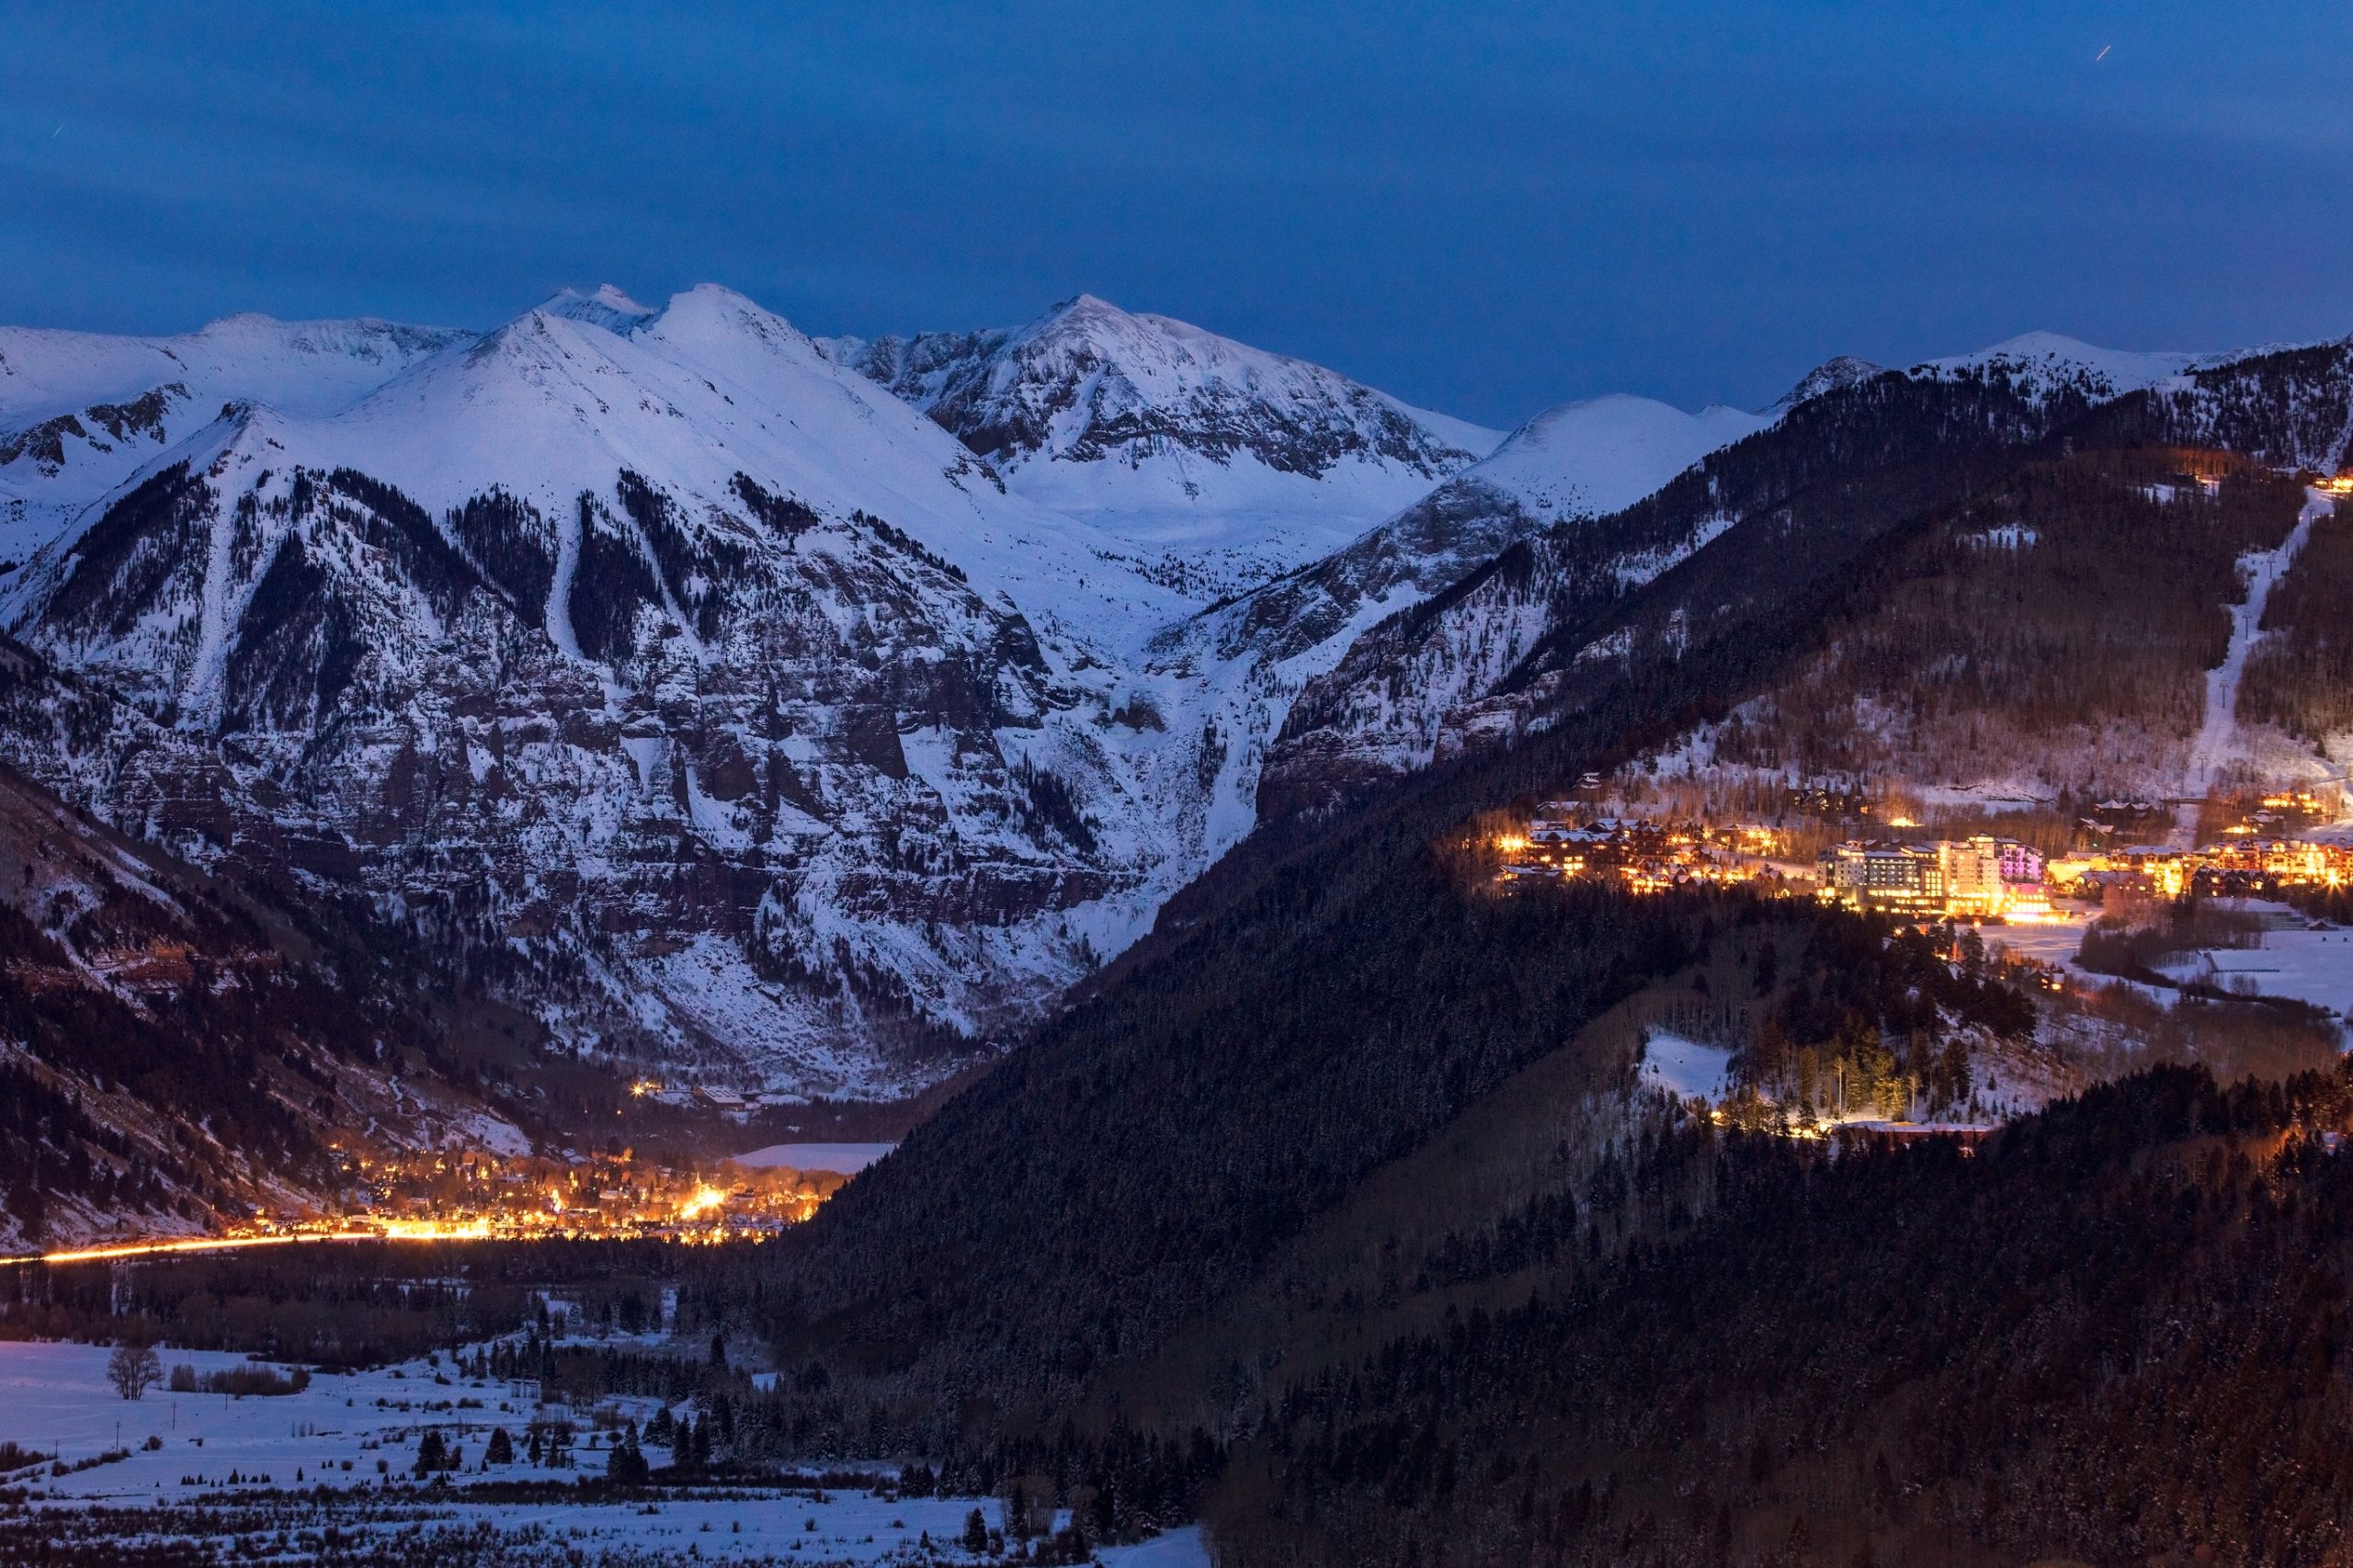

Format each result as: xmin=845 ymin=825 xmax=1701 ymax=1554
xmin=676 ymin=1185 xmax=728 ymax=1223
xmin=10 ymin=1232 xmax=378 ymax=1267
xmin=379 ymin=1218 xmax=494 ymax=1242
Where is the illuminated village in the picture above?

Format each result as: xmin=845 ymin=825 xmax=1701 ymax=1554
xmin=23 ymin=1145 xmax=859 ymax=1267
xmin=1495 ymin=812 xmax=1793 ymax=893
xmin=1495 ymin=788 xmax=2353 ymax=924
xmin=315 ymin=1142 xmax=853 ymax=1243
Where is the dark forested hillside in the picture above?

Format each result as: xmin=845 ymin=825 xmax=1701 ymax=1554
xmin=2244 ymin=489 xmax=2353 ymax=745
xmin=776 ymin=870 xmax=1715 ymax=1409
xmin=0 ymin=667 xmax=540 ymax=1247
xmin=1213 ymin=1064 xmax=2353 ymax=1568
xmin=1260 ymin=361 xmax=2089 ymax=814
xmin=1698 ymin=448 xmax=2307 ymax=790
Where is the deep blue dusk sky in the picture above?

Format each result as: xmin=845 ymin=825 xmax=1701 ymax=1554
xmin=2 ymin=3 xmax=2348 ymax=428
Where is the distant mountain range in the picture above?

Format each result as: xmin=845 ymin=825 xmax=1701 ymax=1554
xmin=0 ymin=285 xmax=2346 ymax=1136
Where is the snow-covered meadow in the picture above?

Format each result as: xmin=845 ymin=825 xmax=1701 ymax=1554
xmin=0 ymin=1338 xmax=1207 ymax=1566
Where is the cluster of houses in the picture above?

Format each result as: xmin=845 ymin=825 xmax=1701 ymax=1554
xmin=1496 ymin=811 xmax=1788 ymax=892
xmin=1819 ymin=836 xmax=2052 ymax=920
xmin=1500 ymin=782 xmax=2352 ymax=922
xmin=2051 ymin=835 xmax=2351 ymax=904
xmin=1818 ymin=827 xmax=2351 ymax=919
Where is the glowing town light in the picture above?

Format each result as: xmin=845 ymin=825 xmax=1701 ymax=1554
xmin=676 ymin=1185 xmax=728 ymax=1223
xmin=380 ymin=1218 xmax=494 ymax=1241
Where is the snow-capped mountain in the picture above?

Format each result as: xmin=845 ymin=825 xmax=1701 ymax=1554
xmin=1250 ymin=333 xmax=2353 ymax=816
xmin=0 ymin=292 xmax=1845 ymax=1101
xmin=0 ymin=313 xmax=470 ymax=562
xmin=824 ymin=295 xmax=1498 ymax=599
xmin=1909 ymin=330 xmax=2200 ymax=404
xmin=0 ymin=286 xmax=1227 ymax=1096
xmin=1145 ymin=387 xmax=1789 ymax=829
xmin=9 ymin=284 xmax=2328 ymax=1113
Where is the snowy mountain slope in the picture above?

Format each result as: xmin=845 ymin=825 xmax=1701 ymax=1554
xmin=1146 ymin=385 xmax=1791 ymax=835
xmin=825 ymin=295 xmax=1499 ymax=599
xmin=1251 ymin=344 xmax=2152 ymax=811
xmin=2095 ymin=335 xmax=2353 ymax=475
xmin=1247 ymin=331 xmax=2353 ymax=816
xmin=0 ymin=675 xmax=530 ymax=1248
xmin=0 ymin=313 xmax=470 ymax=563
xmin=1909 ymin=331 xmax=2200 ymax=404
xmin=1457 ymin=394 xmax=1771 ymax=523
xmin=0 ymin=287 xmax=1219 ymax=1097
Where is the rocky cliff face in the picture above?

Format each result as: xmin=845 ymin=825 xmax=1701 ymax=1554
xmin=0 ymin=288 xmax=1230 ymax=1098
xmin=0 ymin=667 xmax=529 ymax=1250
xmin=826 ymin=295 xmax=1498 ymax=600
xmin=10 ymin=285 xmax=2325 ymax=1112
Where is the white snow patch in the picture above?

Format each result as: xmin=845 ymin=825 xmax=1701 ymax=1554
xmin=2 ymin=1337 xmax=1209 ymax=1564
xmin=2175 ymin=489 xmax=2331 ymax=843
xmin=1639 ymin=1031 xmax=1735 ymax=1100
xmin=730 ymin=1142 xmax=896 ymax=1175
xmin=1472 ymin=395 xmax=1768 ymax=523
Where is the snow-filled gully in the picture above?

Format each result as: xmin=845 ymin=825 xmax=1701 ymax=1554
xmin=2173 ymin=487 xmax=2333 ymax=844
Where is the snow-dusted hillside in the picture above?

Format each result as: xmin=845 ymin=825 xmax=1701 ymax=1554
xmin=0 ymin=286 xmax=1226 ymax=1097
xmin=8 ymin=288 xmax=2332 ymax=1114
xmin=1245 ymin=335 xmax=2327 ymax=814
xmin=1910 ymin=330 xmax=2203 ymax=403
xmin=2121 ymin=335 xmax=2353 ymax=474
xmin=0 ymin=313 xmax=469 ymax=562
xmin=825 ymin=295 xmax=1498 ymax=599
xmin=1213 ymin=382 xmax=1799 ymax=816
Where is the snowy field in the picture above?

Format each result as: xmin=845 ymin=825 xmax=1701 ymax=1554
xmin=2158 ymin=925 xmax=2353 ymax=1020
xmin=1639 ymin=1032 xmax=1734 ymax=1100
xmin=1991 ymin=904 xmax=2353 ymax=1022
xmin=732 ymin=1142 xmax=897 ymax=1176
xmin=1986 ymin=912 xmax=2105 ymax=981
xmin=0 ymin=1338 xmax=1207 ymax=1565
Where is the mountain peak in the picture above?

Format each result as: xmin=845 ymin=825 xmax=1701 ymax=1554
xmin=537 ymin=284 xmax=658 ymax=335
xmin=1047 ymin=292 xmax=1124 ymax=320
xmin=1469 ymin=393 xmax=1769 ymax=521
xmin=1766 ymin=355 xmax=1885 ymax=415
xmin=194 ymin=310 xmax=287 ymax=334
xmin=1911 ymin=332 xmax=2197 ymax=401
